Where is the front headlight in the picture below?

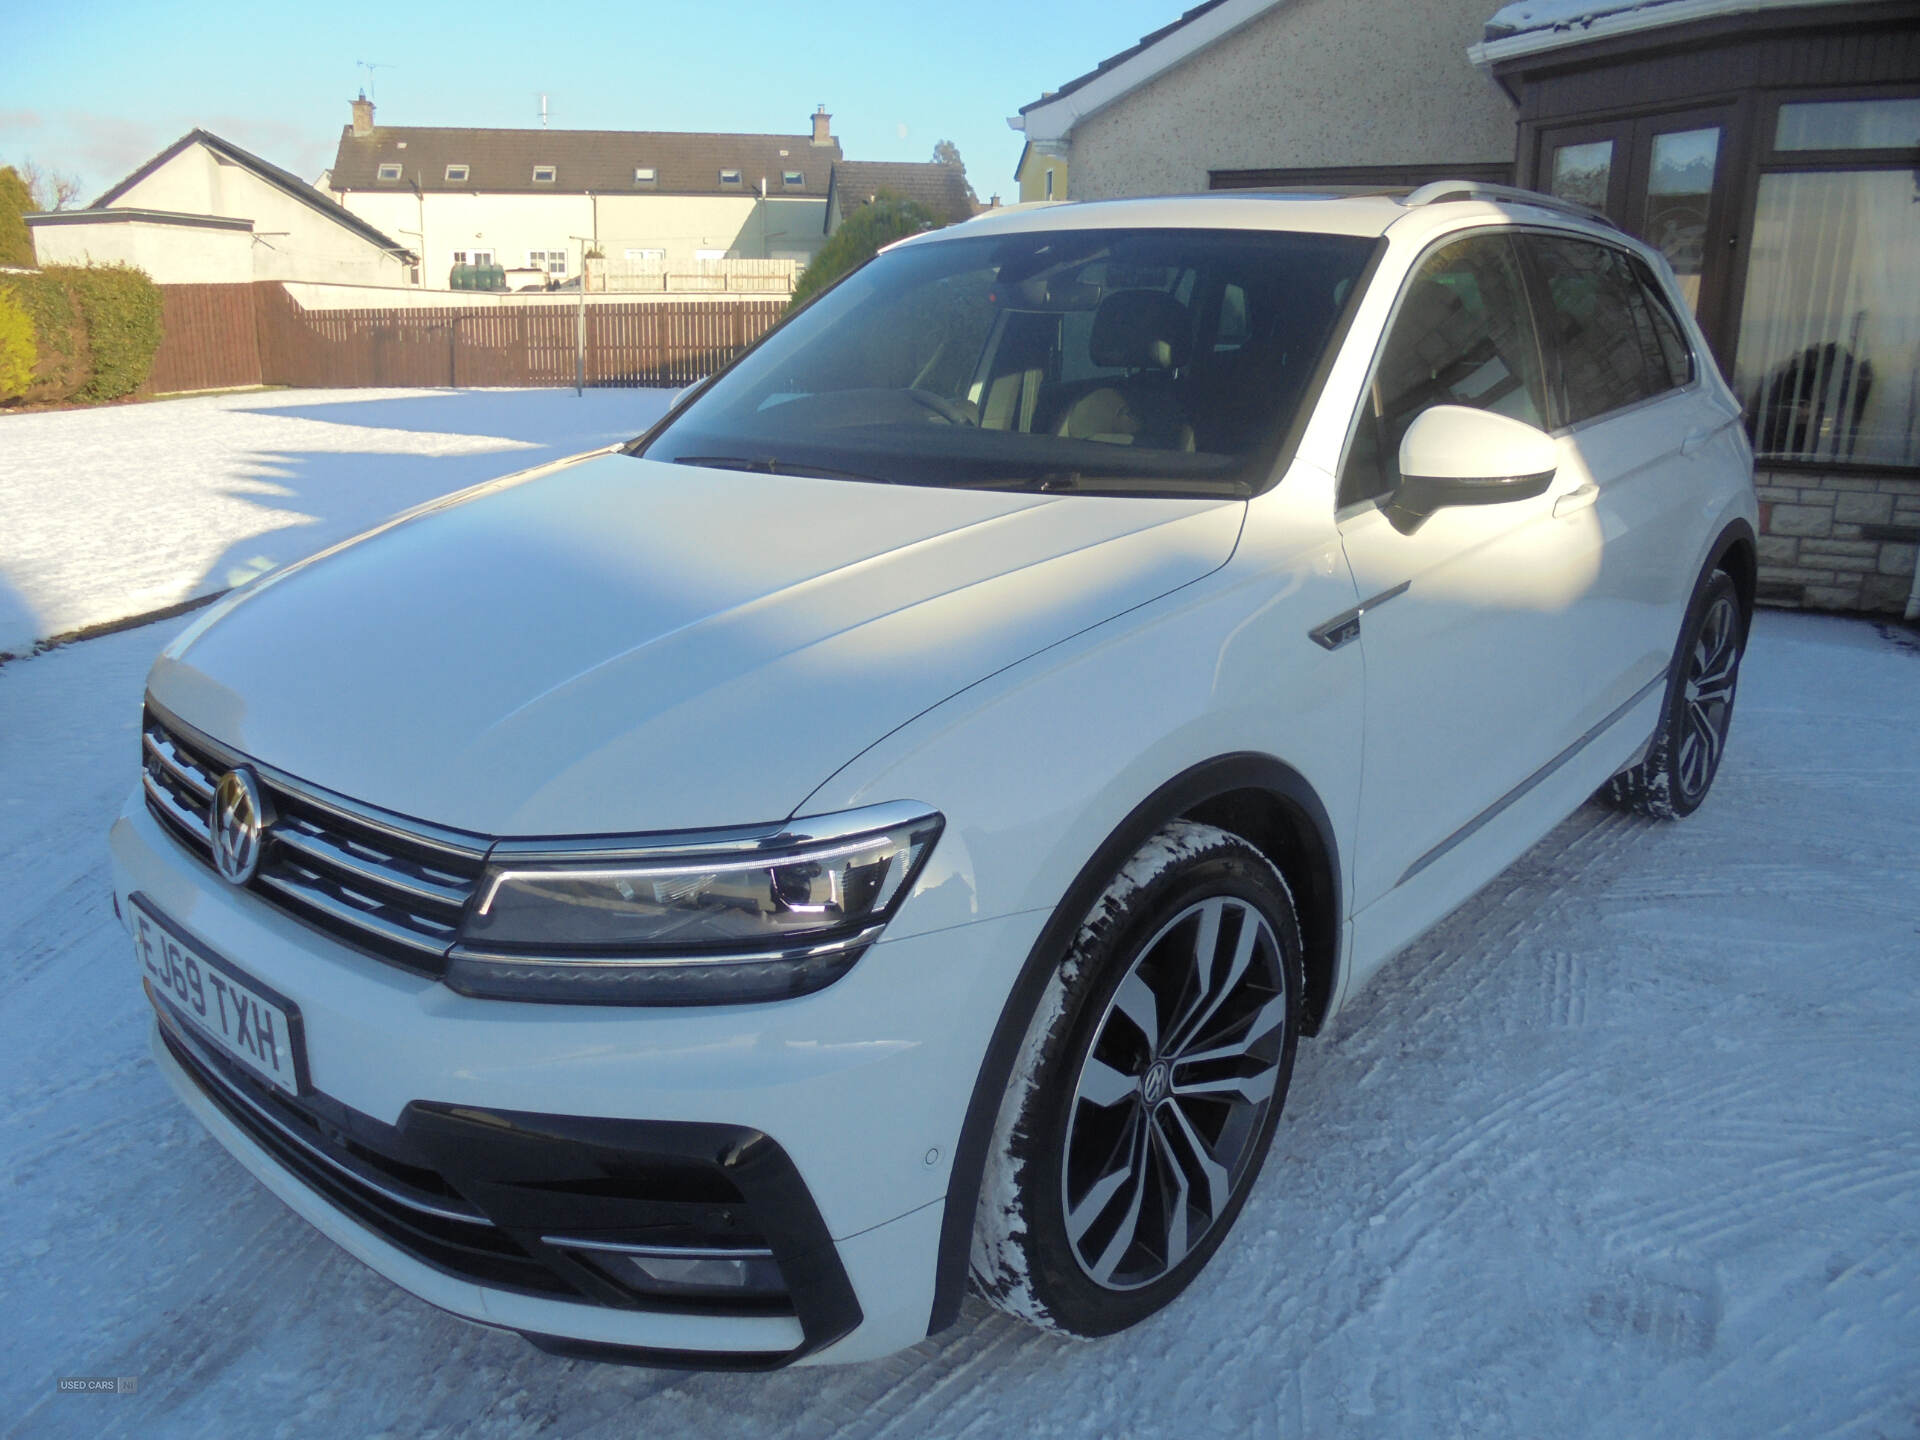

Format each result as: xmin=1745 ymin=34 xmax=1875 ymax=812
xmin=446 ymin=802 xmax=943 ymax=1005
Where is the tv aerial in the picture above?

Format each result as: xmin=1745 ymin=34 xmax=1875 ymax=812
xmin=356 ymin=60 xmax=395 ymax=104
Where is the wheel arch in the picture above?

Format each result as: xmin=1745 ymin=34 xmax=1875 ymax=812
xmin=925 ymin=751 xmax=1343 ymax=1336
xmin=1705 ymin=517 xmax=1757 ymax=629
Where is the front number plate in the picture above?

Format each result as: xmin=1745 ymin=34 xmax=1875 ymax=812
xmin=129 ymin=895 xmax=308 ymax=1096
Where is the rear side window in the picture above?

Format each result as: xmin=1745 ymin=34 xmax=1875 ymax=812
xmin=1633 ymin=259 xmax=1694 ymax=391
xmin=1340 ymin=233 xmax=1546 ymax=505
xmin=1527 ymin=235 xmax=1686 ymax=426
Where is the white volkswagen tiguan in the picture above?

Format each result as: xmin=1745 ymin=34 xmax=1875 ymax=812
xmin=112 ymin=185 xmax=1757 ymax=1367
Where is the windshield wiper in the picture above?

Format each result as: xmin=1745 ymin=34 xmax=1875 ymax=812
xmin=671 ymin=455 xmax=898 ymax=485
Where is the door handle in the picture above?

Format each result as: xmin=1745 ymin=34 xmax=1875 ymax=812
xmin=1553 ymin=483 xmax=1599 ymax=518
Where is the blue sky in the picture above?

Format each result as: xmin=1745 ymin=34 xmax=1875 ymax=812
xmin=1 ymin=0 xmax=1189 ymax=202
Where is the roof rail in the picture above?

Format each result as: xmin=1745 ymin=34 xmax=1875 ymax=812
xmin=1399 ymin=180 xmax=1619 ymax=231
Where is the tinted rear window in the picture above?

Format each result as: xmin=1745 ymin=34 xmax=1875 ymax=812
xmin=1527 ymin=235 xmax=1688 ymax=426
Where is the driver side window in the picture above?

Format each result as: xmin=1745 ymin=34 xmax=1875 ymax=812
xmin=1340 ymin=234 xmax=1548 ymax=507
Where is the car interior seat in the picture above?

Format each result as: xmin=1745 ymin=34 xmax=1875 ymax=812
xmin=1055 ymin=290 xmax=1197 ymax=451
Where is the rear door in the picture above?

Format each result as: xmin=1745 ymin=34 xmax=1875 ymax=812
xmin=1520 ymin=232 xmax=1729 ymax=713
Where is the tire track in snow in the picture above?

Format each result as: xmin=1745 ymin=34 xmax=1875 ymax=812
xmin=1592 ymin=1131 xmax=1920 ymax=1255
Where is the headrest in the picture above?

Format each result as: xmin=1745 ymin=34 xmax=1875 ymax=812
xmin=1089 ymin=289 xmax=1192 ymax=372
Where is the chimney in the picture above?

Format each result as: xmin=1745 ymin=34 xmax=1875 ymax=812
xmin=352 ymin=92 xmax=375 ymax=138
xmin=811 ymin=104 xmax=833 ymax=147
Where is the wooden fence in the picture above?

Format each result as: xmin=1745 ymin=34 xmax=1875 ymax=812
xmin=142 ymin=282 xmax=786 ymax=394
xmin=139 ymin=283 xmax=263 ymax=395
xmin=593 ymin=257 xmax=799 ymax=294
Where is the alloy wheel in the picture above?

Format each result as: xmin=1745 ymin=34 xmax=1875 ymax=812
xmin=1677 ymin=592 xmax=1740 ymax=802
xmin=1060 ymin=895 xmax=1289 ymax=1291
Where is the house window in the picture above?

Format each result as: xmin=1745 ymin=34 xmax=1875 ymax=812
xmin=1045 ymin=167 xmax=1055 ymax=200
xmin=634 ymin=166 xmax=657 ymax=184
xmin=624 ymin=247 xmax=665 ymax=262
xmin=444 ymin=164 xmax=469 ymax=183
xmin=452 ymin=250 xmax=494 ymax=267
xmin=783 ymin=170 xmax=804 ymax=187
xmin=1728 ymin=93 xmax=1920 ymax=468
xmin=719 ymin=168 xmax=742 ymax=186
xmin=527 ymin=249 xmax=569 ymax=276
xmin=532 ymin=164 xmax=557 ymax=184
xmin=1775 ymin=97 xmax=1920 ymax=150
xmin=376 ymin=163 xmax=402 ymax=182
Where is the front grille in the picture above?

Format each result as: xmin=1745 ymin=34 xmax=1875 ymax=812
xmin=141 ymin=704 xmax=487 ymax=974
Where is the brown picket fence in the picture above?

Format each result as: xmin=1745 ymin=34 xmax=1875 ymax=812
xmin=253 ymin=285 xmax=784 ymax=389
xmin=139 ymin=282 xmax=785 ymax=394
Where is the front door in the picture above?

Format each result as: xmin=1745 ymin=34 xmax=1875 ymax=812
xmin=1334 ymin=232 xmax=1609 ymax=919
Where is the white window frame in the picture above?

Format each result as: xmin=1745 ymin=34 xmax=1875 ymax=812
xmin=624 ymin=247 xmax=666 ymax=262
xmin=376 ymin=163 xmax=403 ymax=182
xmin=783 ymin=170 xmax=804 ymax=188
xmin=532 ymin=164 xmax=557 ymax=184
xmin=452 ymin=250 xmax=495 ymax=267
xmin=527 ymin=249 xmax=569 ymax=276
xmin=719 ymin=168 xmax=743 ymax=186
xmin=444 ymin=164 xmax=469 ymax=183
xmin=634 ymin=166 xmax=657 ymax=184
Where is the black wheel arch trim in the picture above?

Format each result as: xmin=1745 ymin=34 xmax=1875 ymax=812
xmin=925 ymin=751 xmax=1342 ymax=1337
xmin=1703 ymin=516 xmax=1758 ymax=632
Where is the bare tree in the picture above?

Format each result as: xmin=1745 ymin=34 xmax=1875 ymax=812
xmin=17 ymin=159 xmax=83 ymax=212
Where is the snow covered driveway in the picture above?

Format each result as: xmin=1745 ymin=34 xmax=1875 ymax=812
xmin=0 ymin=387 xmax=675 ymax=656
xmin=2 ymin=610 xmax=1917 ymax=1439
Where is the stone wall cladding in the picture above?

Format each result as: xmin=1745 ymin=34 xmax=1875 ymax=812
xmin=1755 ymin=468 xmax=1920 ymax=615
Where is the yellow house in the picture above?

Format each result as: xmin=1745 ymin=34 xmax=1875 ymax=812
xmin=1013 ymin=142 xmax=1067 ymax=203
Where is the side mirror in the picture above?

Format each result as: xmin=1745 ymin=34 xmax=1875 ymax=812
xmin=1389 ymin=404 xmax=1558 ymax=532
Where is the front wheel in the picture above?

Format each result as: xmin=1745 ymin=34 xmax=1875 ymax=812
xmin=971 ymin=821 xmax=1303 ymax=1336
xmin=1604 ymin=569 xmax=1745 ymax=819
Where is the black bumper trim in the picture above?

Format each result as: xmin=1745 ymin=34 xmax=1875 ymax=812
xmin=159 ymin=1019 xmax=862 ymax=1366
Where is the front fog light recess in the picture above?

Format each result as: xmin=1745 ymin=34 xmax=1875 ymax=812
xmin=446 ymin=802 xmax=943 ymax=1004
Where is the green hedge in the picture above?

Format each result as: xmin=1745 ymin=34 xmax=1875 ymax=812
xmin=50 ymin=264 xmax=163 ymax=401
xmin=792 ymin=191 xmax=941 ymax=310
xmin=0 ymin=270 xmax=88 ymax=403
xmin=0 ymin=262 xmax=163 ymax=405
xmin=0 ymin=288 xmax=35 ymax=400
xmin=0 ymin=166 xmax=33 ymax=269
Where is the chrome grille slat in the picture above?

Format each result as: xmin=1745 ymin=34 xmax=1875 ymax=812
xmin=143 ymin=771 xmax=212 ymax=846
xmin=142 ymin=706 xmax=484 ymax=973
xmin=144 ymin=730 xmax=216 ymax=803
xmin=270 ymin=783 xmax=487 ymax=868
xmin=257 ymin=871 xmax=459 ymax=957
xmin=272 ymin=821 xmax=471 ymax=912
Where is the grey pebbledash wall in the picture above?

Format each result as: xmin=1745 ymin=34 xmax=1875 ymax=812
xmin=1063 ymin=0 xmax=1516 ymax=200
xmin=1755 ymin=470 xmax=1920 ymax=615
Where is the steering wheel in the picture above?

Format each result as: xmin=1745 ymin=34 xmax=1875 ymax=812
xmin=905 ymin=389 xmax=978 ymax=426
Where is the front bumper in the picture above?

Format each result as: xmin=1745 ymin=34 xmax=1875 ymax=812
xmin=111 ymin=793 xmax=1048 ymax=1365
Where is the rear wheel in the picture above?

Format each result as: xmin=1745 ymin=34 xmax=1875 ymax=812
xmin=1605 ymin=570 xmax=1745 ymax=819
xmin=971 ymin=821 xmax=1303 ymax=1336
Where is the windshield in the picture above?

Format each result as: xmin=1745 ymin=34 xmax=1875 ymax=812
xmin=634 ymin=227 xmax=1377 ymax=497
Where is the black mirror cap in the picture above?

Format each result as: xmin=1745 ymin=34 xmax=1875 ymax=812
xmin=1385 ymin=467 xmax=1556 ymax=534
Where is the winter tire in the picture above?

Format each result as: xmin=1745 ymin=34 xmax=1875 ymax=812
xmin=1604 ymin=569 xmax=1745 ymax=820
xmin=971 ymin=820 xmax=1304 ymax=1336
